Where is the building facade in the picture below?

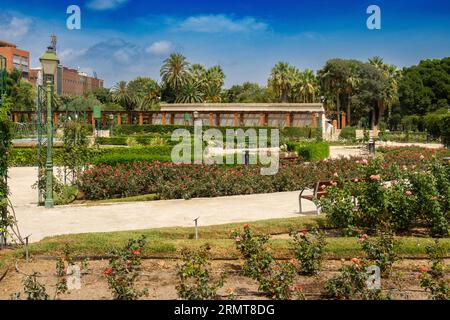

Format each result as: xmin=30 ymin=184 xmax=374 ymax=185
xmin=29 ymin=65 xmax=103 ymax=96
xmin=0 ymin=40 xmax=30 ymax=80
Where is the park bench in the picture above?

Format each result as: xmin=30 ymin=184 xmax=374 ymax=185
xmin=299 ymin=179 xmax=363 ymax=214
xmin=298 ymin=181 xmax=334 ymax=214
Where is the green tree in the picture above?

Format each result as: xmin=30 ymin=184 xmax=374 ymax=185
xmin=127 ymin=77 xmax=160 ymax=110
xmin=160 ymin=53 xmax=190 ymax=98
xmin=112 ymin=81 xmax=133 ymax=111
xmin=269 ymin=62 xmax=294 ymax=102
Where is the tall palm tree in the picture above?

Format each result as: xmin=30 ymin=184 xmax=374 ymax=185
xmin=160 ymin=53 xmax=190 ymax=97
xmin=204 ymin=65 xmax=225 ymax=102
xmin=190 ymin=64 xmax=207 ymax=85
xmin=299 ymin=69 xmax=317 ymax=103
xmin=269 ymin=62 xmax=292 ymax=103
xmin=345 ymin=63 xmax=359 ymax=125
xmin=176 ymin=80 xmax=204 ymax=103
xmin=369 ymin=57 xmax=400 ymax=128
xmin=111 ymin=81 xmax=133 ymax=111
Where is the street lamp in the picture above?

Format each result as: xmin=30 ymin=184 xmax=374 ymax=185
xmin=0 ymin=55 xmax=6 ymax=98
xmin=39 ymin=44 xmax=59 ymax=209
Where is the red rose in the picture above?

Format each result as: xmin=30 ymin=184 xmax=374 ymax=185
xmin=103 ymin=267 xmax=113 ymax=275
xmin=133 ymin=250 xmax=141 ymax=255
xmin=243 ymin=224 xmax=249 ymax=230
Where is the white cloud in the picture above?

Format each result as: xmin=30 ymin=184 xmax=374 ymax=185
xmin=113 ymin=48 xmax=132 ymax=64
xmin=58 ymin=48 xmax=88 ymax=62
xmin=0 ymin=15 xmax=32 ymax=41
xmin=145 ymin=40 xmax=174 ymax=55
xmin=87 ymin=0 xmax=129 ymax=11
xmin=174 ymin=14 xmax=268 ymax=34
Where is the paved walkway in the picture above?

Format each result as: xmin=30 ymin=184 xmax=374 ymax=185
xmin=8 ymin=167 xmax=316 ymax=243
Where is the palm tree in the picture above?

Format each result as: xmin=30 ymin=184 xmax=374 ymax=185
xmin=190 ymin=64 xmax=207 ymax=85
xmin=176 ymin=80 xmax=204 ymax=103
xmin=345 ymin=63 xmax=359 ymax=125
xmin=160 ymin=53 xmax=190 ymax=98
xmin=369 ymin=57 xmax=400 ymax=128
xmin=204 ymin=66 xmax=225 ymax=102
xmin=111 ymin=81 xmax=133 ymax=111
xmin=269 ymin=62 xmax=293 ymax=102
xmin=298 ymin=69 xmax=317 ymax=103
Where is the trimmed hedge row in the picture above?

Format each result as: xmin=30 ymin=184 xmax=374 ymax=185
xmin=8 ymin=146 xmax=176 ymax=167
xmin=113 ymin=124 xmax=316 ymax=139
xmin=339 ymin=127 xmax=356 ymax=140
xmin=286 ymin=142 xmax=330 ymax=161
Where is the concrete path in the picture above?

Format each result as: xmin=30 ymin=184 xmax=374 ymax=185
xmin=8 ymin=167 xmax=316 ymax=243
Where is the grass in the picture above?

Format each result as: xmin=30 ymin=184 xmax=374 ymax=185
xmin=3 ymin=216 xmax=448 ymax=264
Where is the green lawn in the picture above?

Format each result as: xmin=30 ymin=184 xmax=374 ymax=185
xmin=2 ymin=216 xmax=447 ymax=264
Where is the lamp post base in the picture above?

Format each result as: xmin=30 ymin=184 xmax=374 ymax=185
xmin=45 ymin=199 xmax=54 ymax=209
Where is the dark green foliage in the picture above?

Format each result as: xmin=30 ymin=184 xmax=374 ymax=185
xmin=288 ymin=142 xmax=330 ymax=161
xmin=339 ymin=127 xmax=356 ymax=140
xmin=398 ymin=58 xmax=450 ymax=116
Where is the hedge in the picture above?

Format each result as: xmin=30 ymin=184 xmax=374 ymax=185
xmin=339 ymin=127 xmax=356 ymax=140
xmin=440 ymin=115 xmax=450 ymax=148
xmin=113 ymin=124 xmax=316 ymax=139
xmin=287 ymin=141 xmax=330 ymax=161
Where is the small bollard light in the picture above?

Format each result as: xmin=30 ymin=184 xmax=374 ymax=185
xmin=244 ymin=150 xmax=250 ymax=165
xmin=368 ymin=139 xmax=376 ymax=155
xmin=24 ymin=234 xmax=32 ymax=262
xmin=193 ymin=217 xmax=199 ymax=240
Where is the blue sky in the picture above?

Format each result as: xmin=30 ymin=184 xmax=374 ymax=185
xmin=1 ymin=0 xmax=449 ymax=87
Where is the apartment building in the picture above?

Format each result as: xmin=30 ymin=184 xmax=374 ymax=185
xmin=0 ymin=40 xmax=30 ymax=80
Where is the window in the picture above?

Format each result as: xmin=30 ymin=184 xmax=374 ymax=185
xmin=13 ymin=55 xmax=20 ymax=63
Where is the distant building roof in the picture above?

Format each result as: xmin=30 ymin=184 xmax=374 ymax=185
xmin=160 ymin=103 xmax=324 ymax=113
xmin=0 ymin=40 xmax=17 ymax=48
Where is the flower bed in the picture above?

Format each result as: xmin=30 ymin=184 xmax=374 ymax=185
xmin=377 ymin=146 xmax=450 ymax=166
xmin=79 ymin=157 xmax=362 ymax=200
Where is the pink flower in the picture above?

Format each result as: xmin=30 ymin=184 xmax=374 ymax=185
xmin=353 ymin=178 xmax=359 ymax=183
xmin=351 ymin=258 xmax=360 ymax=265
xmin=243 ymin=224 xmax=249 ymax=230
xmin=419 ymin=266 xmax=429 ymax=273
xmin=320 ymin=184 xmax=327 ymax=190
xmin=132 ymin=250 xmax=141 ymax=255
xmin=235 ymin=236 xmax=242 ymax=242
xmin=333 ymin=172 xmax=339 ymax=178
xmin=362 ymin=159 xmax=368 ymax=165
xmin=419 ymin=155 xmax=425 ymax=160
xmin=370 ymin=174 xmax=381 ymax=181
xmin=331 ymin=181 xmax=338 ymax=187
xmin=405 ymin=191 xmax=412 ymax=196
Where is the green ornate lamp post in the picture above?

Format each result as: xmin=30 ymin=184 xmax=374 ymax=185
xmin=39 ymin=43 xmax=59 ymax=208
xmin=0 ymin=55 xmax=6 ymax=97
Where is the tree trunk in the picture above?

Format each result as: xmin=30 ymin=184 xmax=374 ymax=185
xmin=346 ymin=95 xmax=351 ymax=126
xmin=336 ymin=93 xmax=341 ymax=129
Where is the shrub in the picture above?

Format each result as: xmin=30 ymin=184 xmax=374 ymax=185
xmin=232 ymin=224 xmax=273 ymax=279
xmin=440 ymin=114 xmax=450 ymax=148
xmin=359 ymin=232 xmax=399 ymax=275
xmin=339 ymin=127 xmax=356 ymax=141
xmin=105 ymin=236 xmax=148 ymax=300
xmin=290 ymin=229 xmax=327 ymax=275
xmin=257 ymin=262 xmax=297 ymax=300
xmin=418 ymin=240 xmax=449 ymax=300
xmin=318 ymin=183 xmax=357 ymax=233
xmin=96 ymin=137 xmax=127 ymax=146
xmin=323 ymin=258 xmax=388 ymax=300
xmin=288 ymin=142 xmax=330 ymax=161
xmin=176 ymin=245 xmax=225 ymax=300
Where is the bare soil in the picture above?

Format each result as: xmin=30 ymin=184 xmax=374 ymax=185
xmin=1 ymin=258 xmax=448 ymax=300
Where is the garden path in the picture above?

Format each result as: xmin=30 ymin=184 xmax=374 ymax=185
xmin=8 ymin=167 xmax=316 ymax=243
